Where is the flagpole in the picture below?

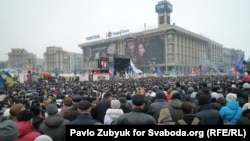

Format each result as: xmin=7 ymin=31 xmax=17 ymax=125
xmin=199 ymin=65 xmax=202 ymax=81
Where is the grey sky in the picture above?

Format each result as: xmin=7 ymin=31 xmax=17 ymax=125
xmin=0 ymin=0 xmax=249 ymax=61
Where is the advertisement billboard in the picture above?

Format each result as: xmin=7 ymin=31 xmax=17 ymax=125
xmin=125 ymin=34 xmax=165 ymax=69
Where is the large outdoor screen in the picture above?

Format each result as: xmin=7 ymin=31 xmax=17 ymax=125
xmin=125 ymin=34 xmax=165 ymax=69
xmin=83 ymin=43 xmax=117 ymax=61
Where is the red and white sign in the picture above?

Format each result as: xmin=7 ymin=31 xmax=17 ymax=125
xmin=86 ymin=35 xmax=100 ymax=40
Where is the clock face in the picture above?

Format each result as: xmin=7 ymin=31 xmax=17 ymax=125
xmin=107 ymin=43 xmax=116 ymax=54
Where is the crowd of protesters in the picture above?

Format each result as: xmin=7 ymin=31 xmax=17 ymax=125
xmin=0 ymin=71 xmax=250 ymax=140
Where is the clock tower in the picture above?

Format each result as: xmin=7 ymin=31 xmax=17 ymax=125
xmin=155 ymin=0 xmax=173 ymax=27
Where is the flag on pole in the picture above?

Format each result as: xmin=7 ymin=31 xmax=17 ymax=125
xmin=169 ymin=69 xmax=177 ymax=78
xmin=6 ymin=77 xmax=15 ymax=87
xmin=156 ymin=66 xmax=163 ymax=76
xmin=0 ymin=75 xmax=4 ymax=88
xmin=109 ymin=67 xmax=114 ymax=76
xmin=236 ymin=56 xmax=244 ymax=76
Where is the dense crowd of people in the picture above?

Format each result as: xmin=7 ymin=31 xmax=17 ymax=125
xmin=0 ymin=72 xmax=250 ymax=140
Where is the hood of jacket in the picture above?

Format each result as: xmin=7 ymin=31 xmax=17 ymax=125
xmin=44 ymin=114 xmax=64 ymax=128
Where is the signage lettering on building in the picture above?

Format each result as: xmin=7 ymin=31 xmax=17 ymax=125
xmin=86 ymin=35 xmax=100 ymax=40
xmin=106 ymin=29 xmax=130 ymax=38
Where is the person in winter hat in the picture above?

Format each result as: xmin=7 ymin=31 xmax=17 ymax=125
xmin=59 ymin=97 xmax=73 ymax=116
xmin=0 ymin=120 xmax=19 ymax=141
xmin=225 ymin=93 xmax=237 ymax=102
xmin=39 ymin=103 xmax=69 ymax=141
xmin=113 ymin=94 xmax=156 ymax=125
xmin=69 ymin=100 xmax=102 ymax=125
xmin=104 ymin=99 xmax=124 ymax=125
xmin=45 ymin=103 xmax=58 ymax=116
xmin=35 ymin=135 xmax=53 ymax=141
xmin=63 ymin=95 xmax=82 ymax=121
xmin=220 ymin=93 xmax=242 ymax=125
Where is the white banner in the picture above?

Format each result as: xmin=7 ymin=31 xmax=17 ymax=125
xmin=130 ymin=60 xmax=143 ymax=74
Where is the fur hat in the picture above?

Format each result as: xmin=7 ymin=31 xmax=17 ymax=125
xmin=0 ymin=120 xmax=19 ymax=141
xmin=46 ymin=104 xmax=58 ymax=115
xmin=243 ymin=83 xmax=250 ymax=89
xmin=226 ymin=93 xmax=237 ymax=102
xmin=35 ymin=135 xmax=53 ymax=141
xmin=111 ymin=100 xmax=120 ymax=109
xmin=156 ymin=90 xmax=165 ymax=99
xmin=132 ymin=94 xmax=145 ymax=106
xmin=190 ymin=92 xmax=197 ymax=99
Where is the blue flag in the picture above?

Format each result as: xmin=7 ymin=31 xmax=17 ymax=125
xmin=169 ymin=69 xmax=177 ymax=78
xmin=236 ymin=56 xmax=244 ymax=76
xmin=0 ymin=75 xmax=4 ymax=88
xmin=156 ymin=66 xmax=163 ymax=76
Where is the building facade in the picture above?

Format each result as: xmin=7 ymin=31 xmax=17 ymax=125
xmin=79 ymin=0 xmax=244 ymax=75
xmin=7 ymin=48 xmax=36 ymax=72
xmin=43 ymin=46 xmax=83 ymax=74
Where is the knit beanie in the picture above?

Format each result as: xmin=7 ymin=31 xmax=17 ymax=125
xmin=0 ymin=120 xmax=19 ymax=141
xmin=187 ymin=87 xmax=194 ymax=93
xmin=243 ymin=83 xmax=250 ymax=89
xmin=111 ymin=100 xmax=121 ymax=109
xmin=35 ymin=135 xmax=53 ymax=141
xmin=226 ymin=93 xmax=237 ymax=102
xmin=46 ymin=104 xmax=58 ymax=116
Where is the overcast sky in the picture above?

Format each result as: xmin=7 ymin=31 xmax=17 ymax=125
xmin=0 ymin=0 xmax=249 ymax=61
